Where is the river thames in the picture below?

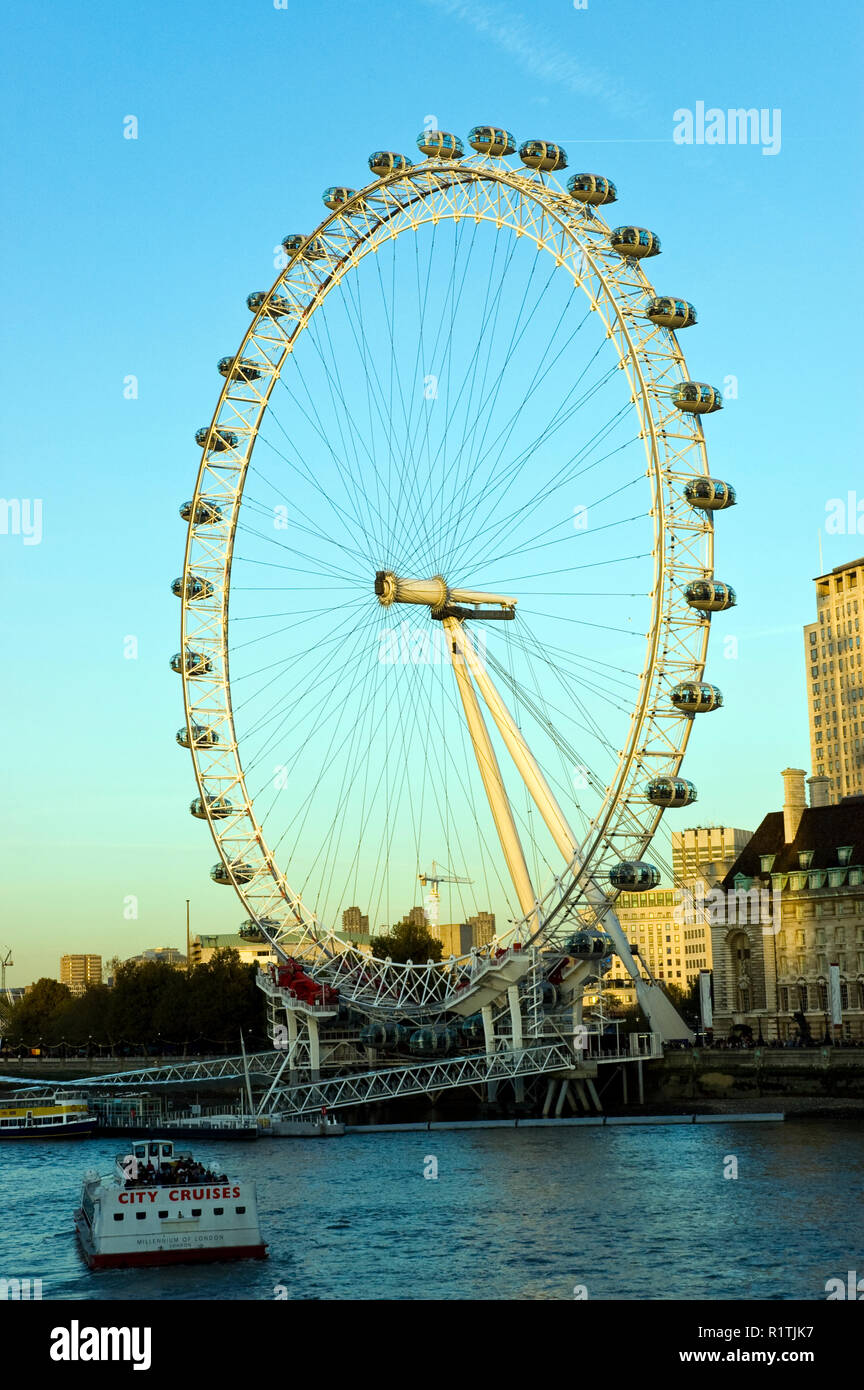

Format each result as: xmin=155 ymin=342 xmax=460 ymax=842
xmin=2 ymin=1120 xmax=861 ymax=1300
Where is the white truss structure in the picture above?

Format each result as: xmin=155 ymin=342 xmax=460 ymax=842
xmin=18 ymin=1035 xmax=662 ymax=1115
xmin=177 ymin=146 xmax=726 ymax=1016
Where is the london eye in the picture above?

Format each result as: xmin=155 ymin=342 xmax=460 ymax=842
xmin=172 ymin=126 xmax=736 ymax=1047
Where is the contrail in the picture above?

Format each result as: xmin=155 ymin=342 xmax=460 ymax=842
xmin=423 ymin=0 xmax=645 ymax=118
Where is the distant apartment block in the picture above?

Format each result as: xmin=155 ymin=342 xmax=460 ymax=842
xmin=59 ymin=954 xmax=102 ymax=996
xmin=805 ymin=555 xmax=864 ymax=802
xmin=439 ymin=912 xmax=495 ymax=957
xmin=125 ymin=946 xmax=187 ymax=968
xmin=671 ymin=826 xmax=754 ymax=885
xmin=341 ymin=905 xmax=370 ymax=943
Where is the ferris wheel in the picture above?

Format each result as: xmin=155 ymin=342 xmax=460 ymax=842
xmin=172 ymin=125 xmax=735 ymax=1028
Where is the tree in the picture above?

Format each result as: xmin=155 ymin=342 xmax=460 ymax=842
xmin=55 ymin=985 xmax=112 ymax=1047
xmin=370 ymin=920 xmax=443 ymax=964
xmin=107 ymin=960 xmax=186 ymax=1048
xmin=185 ymin=949 xmax=267 ymax=1046
xmin=104 ymin=955 xmax=123 ymax=986
xmin=6 ymin=977 xmax=71 ymax=1045
xmin=664 ymin=978 xmax=700 ymax=1027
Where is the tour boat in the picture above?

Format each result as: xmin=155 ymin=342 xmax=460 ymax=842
xmin=74 ymin=1138 xmax=268 ymax=1268
xmin=0 ymin=1092 xmax=97 ymax=1138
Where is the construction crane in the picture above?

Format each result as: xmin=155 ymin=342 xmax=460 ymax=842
xmin=418 ymin=862 xmax=473 ymax=931
xmin=0 ymin=947 xmax=13 ymax=1000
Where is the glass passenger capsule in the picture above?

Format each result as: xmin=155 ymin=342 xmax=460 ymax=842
xmin=415 ymin=129 xmax=464 ymax=159
xmin=179 ymin=498 xmax=224 ymax=526
xmin=239 ymin=917 xmax=279 ymax=942
xmin=609 ymin=861 xmax=662 ymax=891
xmin=409 ymin=1027 xmax=446 ymax=1055
xmin=189 ymin=793 xmax=234 ymax=820
xmin=564 ymin=930 xmax=613 ymax=957
xmin=360 ymin=1021 xmax=404 ymax=1047
xmin=170 ymin=574 xmax=214 ymax=602
xmin=518 ymin=139 xmax=567 ymax=172
xmin=218 ymin=355 xmax=263 ymax=383
xmin=673 ymin=381 xmax=722 ymax=414
xmin=322 ymin=186 xmax=360 ymax=210
xmin=683 ymin=477 xmax=736 ymax=511
xmin=246 ymin=291 xmax=295 ymax=318
xmin=460 ymin=1012 xmax=484 ymax=1041
xmin=609 ymin=226 xmax=661 ymax=258
xmin=169 ymin=649 xmax=212 ymax=676
xmin=684 ymin=579 xmax=736 ymax=612
xmin=281 ymin=233 xmax=328 ymax=260
xmin=467 ymin=126 xmax=516 ymax=156
xmin=195 ymin=426 xmax=239 ymax=452
xmin=646 ymin=297 xmax=697 ymax=329
xmin=670 ymin=681 xmax=724 ymax=714
xmin=360 ymin=1022 xmax=388 ymax=1047
xmin=368 ymin=151 xmax=413 ymax=177
xmin=540 ymin=980 xmax=559 ymax=1009
xmin=210 ymin=860 xmax=255 ymax=886
xmin=567 ymin=173 xmax=617 ymax=205
xmin=645 ymin=776 xmax=698 ymax=808
xmin=175 ymin=723 xmax=219 ymax=749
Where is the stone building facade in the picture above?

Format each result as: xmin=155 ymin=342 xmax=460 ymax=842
xmin=711 ymin=769 xmax=864 ymax=1041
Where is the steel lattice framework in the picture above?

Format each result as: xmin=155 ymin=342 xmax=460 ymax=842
xmin=15 ymin=1036 xmax=663 ymax=1112
xmin=178 ymin=145 xmax=722 ymax=1011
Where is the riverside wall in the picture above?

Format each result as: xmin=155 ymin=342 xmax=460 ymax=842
xmin=644 ymin=1048 xmax=864 ymax=1105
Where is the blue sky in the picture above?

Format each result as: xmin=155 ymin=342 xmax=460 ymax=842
xmin=1 ymin=0 xmax=862 ymax=983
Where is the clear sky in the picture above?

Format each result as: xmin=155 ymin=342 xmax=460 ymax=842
xmin=1 ymin=0 xmax=863 ymax=984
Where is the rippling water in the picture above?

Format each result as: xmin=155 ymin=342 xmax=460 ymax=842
xmin=1 ymin=1121 xmax=861 ymax=1300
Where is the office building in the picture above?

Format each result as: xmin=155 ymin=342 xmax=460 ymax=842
xmin=805 ymin=555 xmax=864 ymax=803
xmin=671 ymin=826 xmax=754 ymax=886
xmin=189 ymin=932 xmax=276 ymax=968
xmin=59 ymin=954 xmax=102 ymax=996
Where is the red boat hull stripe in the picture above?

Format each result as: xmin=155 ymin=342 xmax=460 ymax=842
xmin=81 ymin=1243 xmax=268 ymax=1269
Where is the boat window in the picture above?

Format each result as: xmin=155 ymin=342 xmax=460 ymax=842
xmin=136 ymin=1212 xmax=147 ymax=1220
xmin=113 ymin=1214 xmax=124 ymax=1222
xmin=159 ymin=1211 xmax=168 ymax=1219
xmin=192 ymin=1209 xmax=202 ymax=1217
xmin=235 ymin=1206 xmax=246 ymax=1214
xmin=214 ymin=1208 xmax=224 ymax=1215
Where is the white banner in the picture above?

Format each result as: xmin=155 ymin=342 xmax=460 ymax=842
xmin=698 ymin=970 xmax=713 ymax=1030
xmin=828 ymin=962 xmax=842 ymax=1027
